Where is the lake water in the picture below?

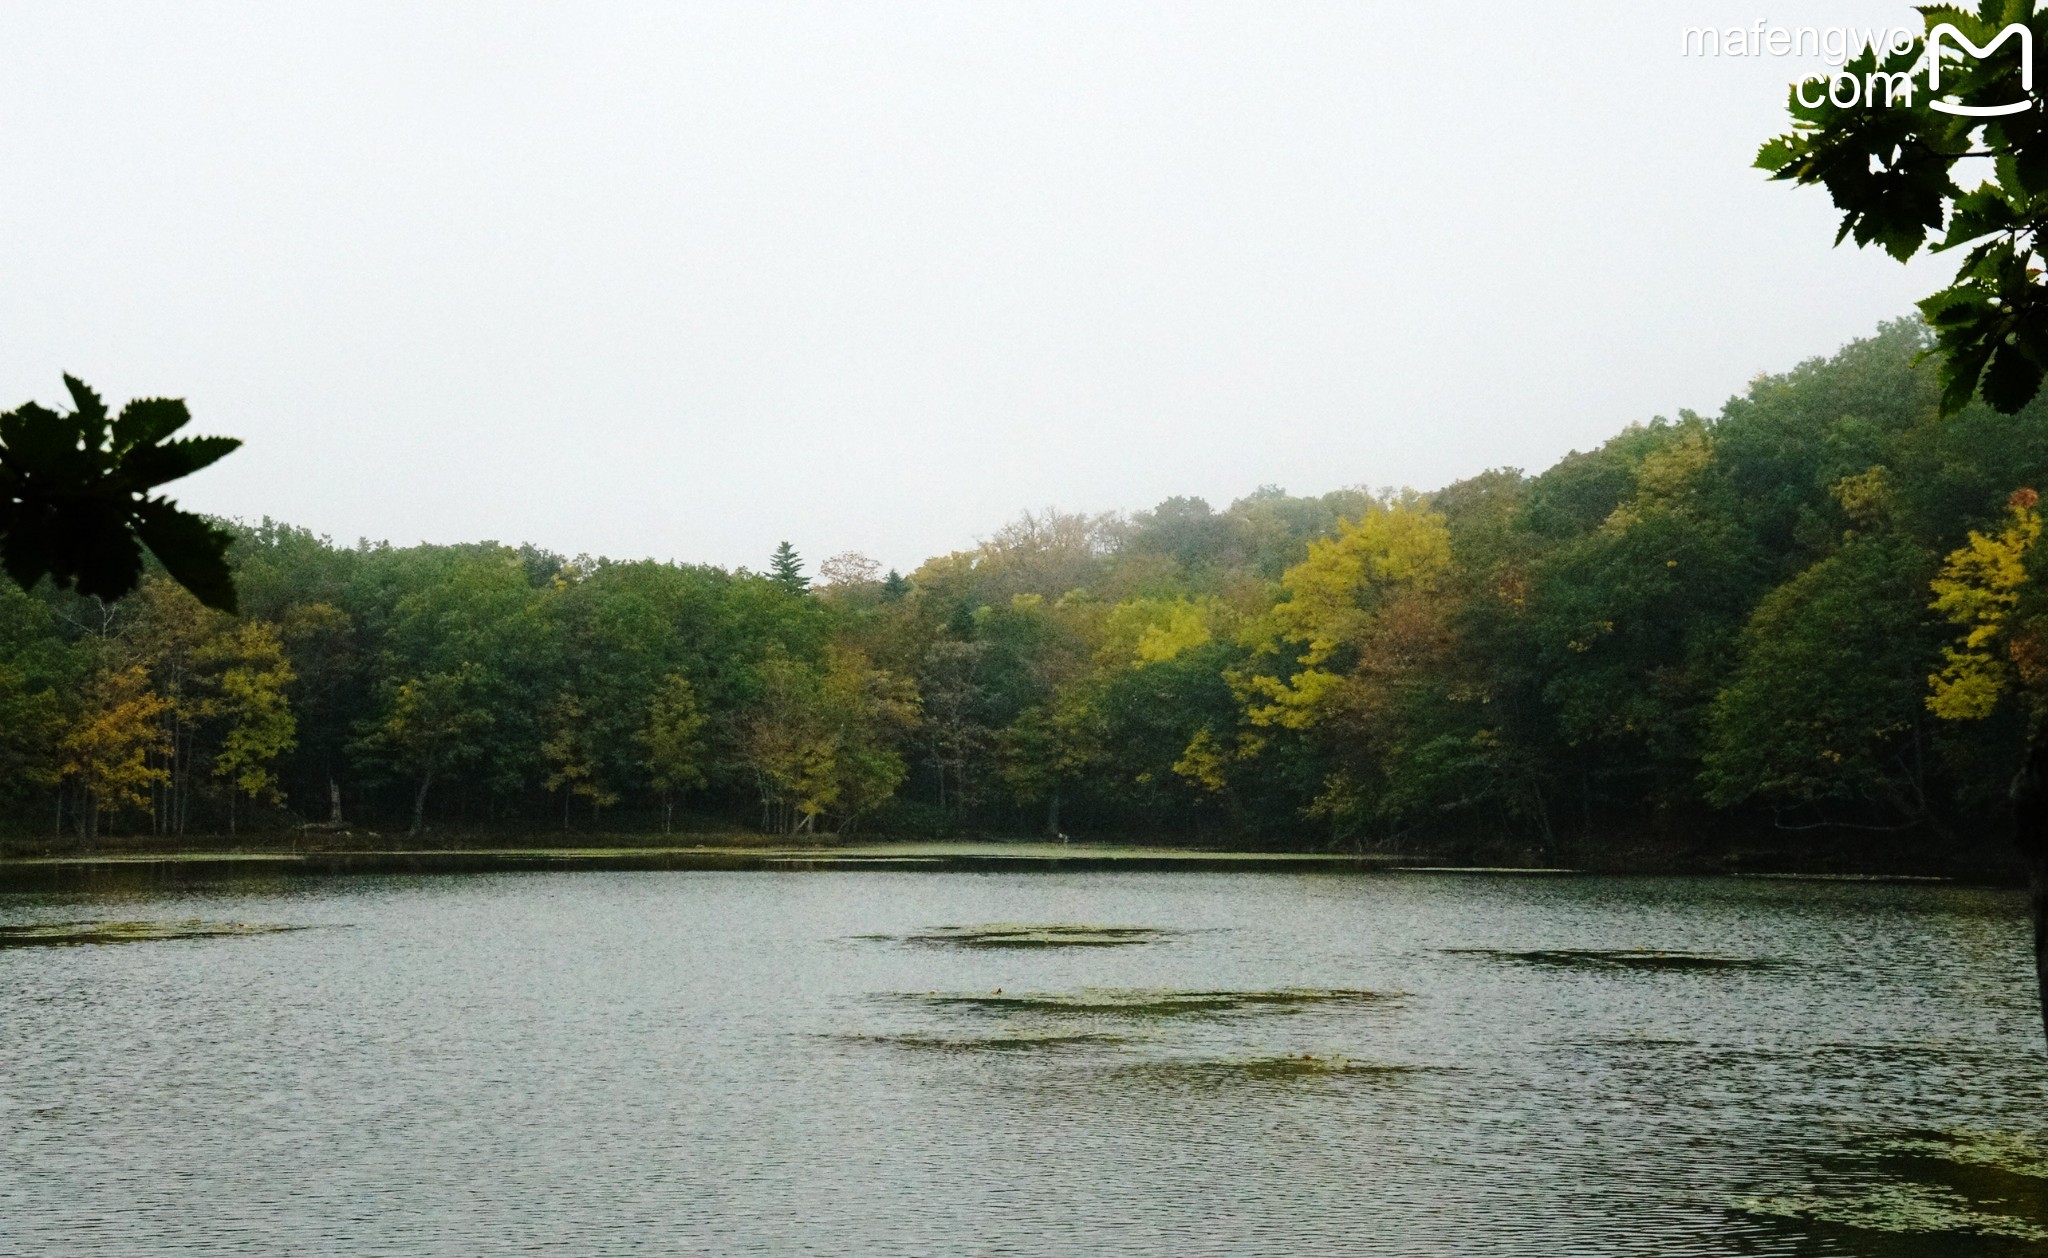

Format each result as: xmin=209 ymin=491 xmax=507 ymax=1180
xmin=3 ymin=869 xmax=2047 ymax=1255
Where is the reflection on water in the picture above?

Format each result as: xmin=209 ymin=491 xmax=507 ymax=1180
xmin=1443 ymin=945 xmax=1788 ymax=971
xmin=862 ymin=922 xmax=1180 ymax=948
xmin=900 ymin=984 xmax=1399 ymax=1015
xmin=0 ymin=919 xmax=308 ymax=948
xmin=1 ymin=870 xmax=2044 ymax=1255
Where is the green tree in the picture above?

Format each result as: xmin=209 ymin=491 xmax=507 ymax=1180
xmin=917 ymin=639 xmax=990 ymax=813
xmin=122 ymin=577 xmax=222 ymax=835
xmin=821 ymin=645 xmax=920 ymax=829
xmin=997 ymin=690 xmax=1106 ymax=837
xmin=198 ymin=620 xmax=299 ymax=833
xmin=977 ymin=590 xmax=1107 ymax=835
xmin=640 ymin=674 xmax=708 ymax=834
xmin=0 ymin=586 xmax=78 ymax=816
xmin=741 ymin=645 xmax=916 ymax=834
xmin=1525 ymin=421 xmax=1769 ymax=819
xmin=769 ymin=542 xmax=809 ymax=594
xmin=276 ymin=600 xmax=358 ymax=825
xmin=354 ymin=667 xmax=492 ymax=836
xmin=742 ymin=649 xmax=836 ymax=833
xmin=542 ymin=691 xmax=617 ymax=829
xmin=1702 ymin=535 xmax=1944 ymax=830
xmin=0 ymin=664 xmax=63 ymax=810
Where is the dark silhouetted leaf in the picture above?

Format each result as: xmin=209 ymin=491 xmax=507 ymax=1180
xmin=0 ymin=378 xmax=241 ymax=609
xmin=132 ymin=499 xmax=238 ymax=613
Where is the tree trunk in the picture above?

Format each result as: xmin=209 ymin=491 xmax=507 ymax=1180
xmin=1045 ymin=784 xmax=1061 ymax=839
xmin=329 ymin=778 xmax=343 ymax=825
xmin=411 ymin=771 xmax=433 ymax=837
xmin=2013 ymin=730 xmax=2048 ymax=1047
xmin=1531 ymin=778 xmax=1554 ymax=859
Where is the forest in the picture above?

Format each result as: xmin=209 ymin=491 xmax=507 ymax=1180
xmin=3 ymin=318 xmax=2045 ymax=864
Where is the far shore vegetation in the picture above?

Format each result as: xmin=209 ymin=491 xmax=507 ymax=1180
xmin=5 ymin=319 xmax=2048 ymax=876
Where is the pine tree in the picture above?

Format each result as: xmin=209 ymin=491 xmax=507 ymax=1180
xmin=769 ymin=541 xmax=808 ymax=594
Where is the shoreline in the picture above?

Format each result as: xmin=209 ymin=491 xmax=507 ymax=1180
xmin=0 ymin=843 xmax=1397 ymax=889
xmin=0 ymin=839 xmax=2007 ymax=890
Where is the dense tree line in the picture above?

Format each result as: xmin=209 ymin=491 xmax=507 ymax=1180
xmin=3 ymin=319 xmax=2045 ymax=856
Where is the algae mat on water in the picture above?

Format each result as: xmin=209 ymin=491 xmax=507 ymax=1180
xmin=0 ymin=919 xmax=309 ymax=948
xmin=901 ymin=987 xmax=1401 ymax=1017
xmin=833 ymin=1029 xmax=1134 ymax=1053
xmin=1879 ymin=1128 xmax=2048 ymax=1181
xmin=1444 ymin=947 xmax=1786 ymax=972
xmin=1734 ymin=1182 xmax=2048 ymax=1243
xmin=858 ymin=923 xmax=1181 ymax=948
xmin=1727 ymin=1127 xmax=2048 ymax=1248
xmin=1114 ymin=1053 xmax=1446 ymax=1085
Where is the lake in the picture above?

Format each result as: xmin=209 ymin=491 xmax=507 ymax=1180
xmin=3 ymin=869 xmax=2046 ymax=1255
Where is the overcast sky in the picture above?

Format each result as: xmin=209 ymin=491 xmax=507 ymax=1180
xmin=0 ymin=1 xmax=1949 ymax=573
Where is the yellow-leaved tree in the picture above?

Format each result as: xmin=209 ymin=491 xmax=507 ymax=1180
xmin=1927 ymin=489 xmax=2046 ymax=722
xmin=1230 ymin=499 xmax=1458 ymax=833
xmin=60 ymin=663 xmax=169 ymax=841
xmin=743 ymin=645 xmax=918 ymax=834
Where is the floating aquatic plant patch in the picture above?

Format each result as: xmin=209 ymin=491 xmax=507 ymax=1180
xmin=903 ymin=987 xmax=1399 ymax=1018
xmin=0 ymin=919 xmax=310 ymax=948
xmin=1445 ymin=948 xmax=1783 ymax=972
xmin=1115 ymin=1053 xmax=1438 ymax=1085
xmin=1733 ymin=1182 xmax=2048 ymax=1241
xmin=1878 ymin=1129 xmax=2048 ymax=1181
xmin=834 ymin=1029 xmax=1132 ymax=1053
xmin=865 ymin=923 xmax=1179 ymax=949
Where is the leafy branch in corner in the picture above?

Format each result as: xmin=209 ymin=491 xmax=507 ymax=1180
xmin=1758 ymin=0 xmax=2048 ymax=414
xmin=0 ymin=374 xmax=242 ymax=611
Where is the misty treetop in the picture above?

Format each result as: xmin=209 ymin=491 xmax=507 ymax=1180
xmin=4 ymin=317 xmax=2045 ymax=852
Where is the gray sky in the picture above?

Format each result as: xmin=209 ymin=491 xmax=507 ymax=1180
xmin=0 ymin=1 xmax=1947 ymax=574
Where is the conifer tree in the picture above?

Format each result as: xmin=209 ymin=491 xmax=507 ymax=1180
xmin=768 ymin=541 xmax=808 ymax=594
